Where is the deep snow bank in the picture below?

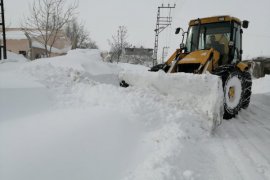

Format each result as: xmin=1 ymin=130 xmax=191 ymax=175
xmin=5 ymin=49 xmax=269 ymax=180
xmin=0 ymin=49 xmax=209 ymax=180
xmin=119 ymin=70 xmax=224 ymax=130
xmin=31 ymin=49 xmax=121 ymax=76
xmin=23 ymin=49 xmax=122 ymax=86
xmin=0 ymin=53 xmax=52 ymax=121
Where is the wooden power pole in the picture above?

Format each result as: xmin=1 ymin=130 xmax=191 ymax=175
xmin=0 ymin=0 xmax=7 ymax=60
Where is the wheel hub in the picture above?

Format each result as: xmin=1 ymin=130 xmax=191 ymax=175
xmin=228 ymin=86 xmax=235 ymax=100
xmin=225 ymin=75 xmax=242 ymax=110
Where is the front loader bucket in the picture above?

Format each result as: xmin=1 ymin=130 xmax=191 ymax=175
xmin=119 ymin=70 xmax=224 ymax=131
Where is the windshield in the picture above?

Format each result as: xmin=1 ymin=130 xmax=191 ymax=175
xmin=186 ymin=23 xmax=231 ymax=55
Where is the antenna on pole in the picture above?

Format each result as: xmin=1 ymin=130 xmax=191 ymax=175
xmin=153 ymin=3 xmax=176 ymax=66
xmin=0 ymin=0 xmax=7 ymax=60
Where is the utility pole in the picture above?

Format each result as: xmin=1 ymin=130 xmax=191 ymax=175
xmin=161 ymin=46 xmax=169 ymax=63
xmin=153 ymin=4 xmax=175 ymax=66
xmin=0 ymin=0 xmax=7 ymax=60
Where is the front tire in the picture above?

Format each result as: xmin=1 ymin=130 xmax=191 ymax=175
xmin=223 ymin=70 xmax=244 ymax=119
xmin=241 ymin=71 xmax=252 ymax=109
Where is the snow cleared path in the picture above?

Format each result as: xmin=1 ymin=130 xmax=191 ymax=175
xmin=211 ymin=93 xmax=270 ymax=180
xmin=1 ymin=50 xmax=270 ymax=180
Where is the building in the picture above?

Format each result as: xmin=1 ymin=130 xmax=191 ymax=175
xmin=122 ymin=47 xmax=154 ymax=67
xmin=2 ymin=28 xmax=71 ymax=60
xmin=245 ymin=57 xmax=270 ymax=78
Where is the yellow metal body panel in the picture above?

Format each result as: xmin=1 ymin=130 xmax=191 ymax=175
xmin=165 ymin=49 xmax=182 ymax=65
xmin=236 ymin=62 xmax=249 ymax=72
xmin=189 ymin=15 xmax=241 ymax=26
xmin=177 ymin=49 xmax=220 ymax=72
xmin=164 ymin=49 xmax=221 ymax=73
xmin=179 ymin=50 xmax=211 ymax=65
xmin=207 ymin=50 xmax=220 ymax=72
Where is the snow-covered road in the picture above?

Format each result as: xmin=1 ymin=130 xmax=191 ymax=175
xmin=171 ymin=92 xmax=270 ymax=180
xmin=211 ymin=93 xmax=270 ymax=180
xmin=0 ymin=50 xmax=270 ymax=180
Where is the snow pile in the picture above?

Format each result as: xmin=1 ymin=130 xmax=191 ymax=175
xmin=4 ymin=51 xmax=28 ymax=62
xmin=0 ymin=52 xmax=51 ymax=121
xmin=32 ymin=41 xmax=72 ymax=54
xmin=28 ymin=49 xmax=120 ymax=75
xmin=119 ymin=70 xmax=224 ymax=130
xmin=3 ymin=49 xmax=270 ymax=180
xmin=253 ymin=75 xmax=270 ymax=94
xmin=0 ymin=49 xmax=214 ymax=180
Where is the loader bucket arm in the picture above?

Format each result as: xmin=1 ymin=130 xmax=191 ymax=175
xmin=164 ymin=49 xmax=188 ymax=73
xmin=165 ymin=49 xmax=181 ymax=66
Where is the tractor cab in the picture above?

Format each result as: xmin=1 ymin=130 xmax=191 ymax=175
xmin=182 ymin=16 xmax=249 ymax=65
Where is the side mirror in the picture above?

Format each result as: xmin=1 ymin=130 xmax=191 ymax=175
xmin=175 ymin=27 xmax=181 ymax=34
xmin=242 ymin=20 xmax=249 ymax=29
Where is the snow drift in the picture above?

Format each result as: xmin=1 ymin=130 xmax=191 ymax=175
xmin=1 ymin=50 xmax=270 ymax=180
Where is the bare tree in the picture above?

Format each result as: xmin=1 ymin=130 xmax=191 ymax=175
xmin=65 ymin=18 xmax=98 ymax=49
xmin=108 ymin=26 xmax=131 ymax=62
xmin=23 ymin=0 xmax=78 ymax=57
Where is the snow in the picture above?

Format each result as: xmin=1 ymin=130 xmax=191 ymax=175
xmin=3 ymin=30 xmax=48 ymax=40
xmin=253 ymin=75 xmax=270 ymax=94
xmin=1 ymin=50 xmax=270 ymax=180
xmin=32 ymin=40 xmax=72 ymax=54
xmin=119 ymin=69 xmax=224 ymax=131
xmin=4 ymin=31 xmax=27 ymax=40
xmin=0 ymin=54 xmax=53 ymax=121
xmin=4 ymin=51 xmax=28 ymax=62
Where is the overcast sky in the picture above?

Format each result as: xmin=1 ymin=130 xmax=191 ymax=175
xmin=5 ymin=0 xmax=270 ymax=59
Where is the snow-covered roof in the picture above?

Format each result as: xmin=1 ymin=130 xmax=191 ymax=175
xmin=5 ymin=31 xmax=27 ymax=40
xmin=2 ymin=30 xmax=45 ymax=40
xmin=32 ymin=40 xmax=72 ymax=54
xmin=2 ymin=28 xmax=71 ymax=54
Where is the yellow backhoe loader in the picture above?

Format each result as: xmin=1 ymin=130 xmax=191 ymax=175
xmin=120 ymin=15 xmax=252 ymax=124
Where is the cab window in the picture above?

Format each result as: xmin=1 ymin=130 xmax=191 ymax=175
xmin=232 ymin=23 xmax=241 ymax=62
